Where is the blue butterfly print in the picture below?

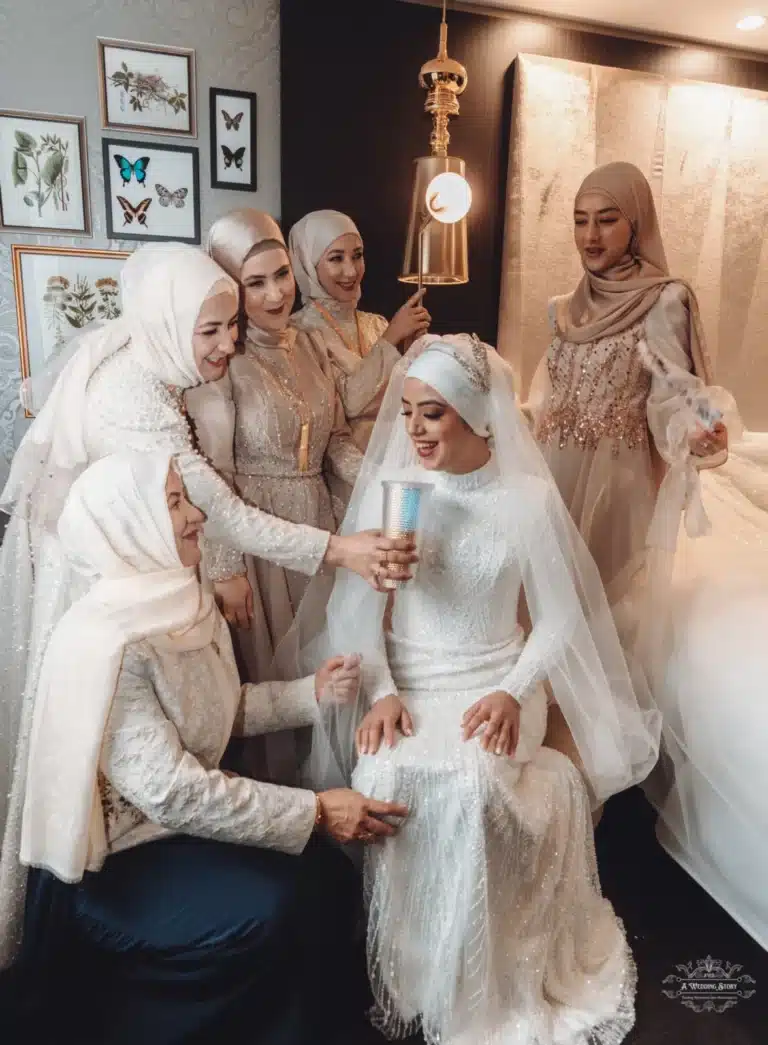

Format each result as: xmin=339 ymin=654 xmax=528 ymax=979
xmin=114 ymin=154 xmax=150 ymax=185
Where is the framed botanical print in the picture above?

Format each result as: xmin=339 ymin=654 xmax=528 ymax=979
xmin=102 ymin=137 xmax=201 ymax=244
xmin=0 ymin=110 xmax=91 ymax=235
xmin=12 ymin=245 xmax=130 ymax=415
xmin=98 ymin=38 xmax=196 ymax=137
xmin=210 ymin=88 xmax=257 ymax=192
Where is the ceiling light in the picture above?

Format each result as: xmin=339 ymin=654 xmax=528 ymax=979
xmin=736 ymin=14 xmax=767 ymax=30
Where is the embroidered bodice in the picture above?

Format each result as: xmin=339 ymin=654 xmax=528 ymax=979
xmin=536 ymin=320 xmax=651 ymax=457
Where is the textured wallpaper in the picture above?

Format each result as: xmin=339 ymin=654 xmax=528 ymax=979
xmin=499 ymin=54 xmax=768 ymax=430
xmin=0 ymin=0 xmax=280 ymax=487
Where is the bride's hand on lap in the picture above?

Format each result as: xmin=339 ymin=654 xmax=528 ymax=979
xmin=316 ymin=789 xmax=408 ymax=844
xmin=462 ymin=690 xmax=521 ymax=756
xmin=356 ymin=694 xmax=413 ymax=754
xmin=214 ymin=574 xmax=253 ymax=630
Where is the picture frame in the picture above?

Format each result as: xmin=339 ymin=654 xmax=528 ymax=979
xmin=209 ymin=88 xmax=257 ymax=192
xmin=102 ymin=137 xmax=201 ymax=244
xmin=98 ymin=38 xmax=196 ymax=138
xmin=0 ymin=110 xmax=91 ymax=236
xmin=12 ymin=245 xmax=130 ymax=415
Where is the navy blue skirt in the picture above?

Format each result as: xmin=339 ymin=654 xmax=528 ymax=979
xmin=4 ymin=834 xmax=362 ymax=1045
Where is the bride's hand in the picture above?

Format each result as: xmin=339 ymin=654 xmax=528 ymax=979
xmin=462 ymin=690 xmax=521 ymax=756
xmin=356 ymin=694 xmax=413 ymax=755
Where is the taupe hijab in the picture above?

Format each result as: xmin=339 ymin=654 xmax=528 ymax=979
xmin=207 ymin=208 xmax=294 ymax=350
xmin=554 ymin=162 xmax=713 ymax=383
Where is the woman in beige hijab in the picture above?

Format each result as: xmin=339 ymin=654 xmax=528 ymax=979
xmin=289 ymin=209 xmax=431 ymax=459
xmin=528 ymin=161 xmax=734 ymax=791
xmin=530 ymin=161 xmax=729 ymax=608
xmin=186 ymin=210 xmax=364 ymax=695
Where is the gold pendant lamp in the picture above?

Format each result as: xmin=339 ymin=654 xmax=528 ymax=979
xmin=400 ymin=0 xmax=472 ymax=289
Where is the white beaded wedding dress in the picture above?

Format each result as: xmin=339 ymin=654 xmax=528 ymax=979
xmin=285 ymin=335 xmax=660 ymax=1045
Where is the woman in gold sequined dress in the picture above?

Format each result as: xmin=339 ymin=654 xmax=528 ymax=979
xmin=186 ymin=210 xmax=364 ymax=690
xmin=528 ymin=162 xmax=729 ymax=610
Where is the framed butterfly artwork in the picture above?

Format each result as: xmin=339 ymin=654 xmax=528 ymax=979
xmin=209 ymin=88 xmax=257 ymax=192
xmin=102 ymin=137 xmax=200 ymax=244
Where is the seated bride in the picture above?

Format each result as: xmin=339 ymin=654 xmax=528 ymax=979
xmin=286 ymin=334 xmax=661 ymax=1045
xmin=8 ymin=450 xmax=406 ymax=1045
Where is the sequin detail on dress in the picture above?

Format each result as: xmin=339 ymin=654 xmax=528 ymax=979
xmin=536 ymin=322 xmax=651 ymax=458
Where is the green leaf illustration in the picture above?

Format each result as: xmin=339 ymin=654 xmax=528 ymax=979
xmin=14 ymin=130 xmax=36 ymax=154
xmin=42 ymin=151 xmax=64 ymax=187
xmin=23 ymin=192 xmax=41 ymax=207
xmin=12 ymin=149 xmax=28 ymax=186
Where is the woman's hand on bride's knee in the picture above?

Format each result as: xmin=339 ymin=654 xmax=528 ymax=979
xmin=356 ymin=694 xmax=413 ymax=755
xmin=462 ymin=691 xmax=521 ymax=756
xmin=316 ymin=789 xmax=408 ymax=844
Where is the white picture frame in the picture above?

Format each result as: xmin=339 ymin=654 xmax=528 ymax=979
xmin=0 ymin=110 xmax=91 ymax=235
xmin=102 ymin=137 xmax=201 ymax=244
xmin=98 ymin=38 xmax=196 ymax=138
xmin=12 ymin=245 xmax=130 ymax=415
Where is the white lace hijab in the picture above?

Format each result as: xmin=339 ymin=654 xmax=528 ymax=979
xmin=280 ymin=334 xmax=661 ymax=806
xmin=20 ymin=451 xmax=231 ymax=884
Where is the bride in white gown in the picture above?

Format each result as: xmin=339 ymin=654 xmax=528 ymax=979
xmin=284 ymin=334 xmax=661 ymax=1044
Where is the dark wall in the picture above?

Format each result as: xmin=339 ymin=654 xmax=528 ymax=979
xmin=280 ymin=0 xmax=768 ymax=345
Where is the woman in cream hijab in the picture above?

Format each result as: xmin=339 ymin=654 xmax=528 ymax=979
xmin=0 ymin=242 xmax=414 ymax=970
xmin=188 ymin=210 xmax=366 ymax=697
xmin=8 ymin=451 xmax=405 ymax=1044
xmin=289 ymin=209 xmax=431 ymax=455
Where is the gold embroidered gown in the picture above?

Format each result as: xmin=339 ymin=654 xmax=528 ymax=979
xmin=186 ymin=324 xmax=362 ymax=683
xmin=530 ymin=282 xmax=695 ymax=606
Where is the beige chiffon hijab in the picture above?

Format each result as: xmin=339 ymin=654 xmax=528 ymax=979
xmin=554 ymin=161 xmax=713 ymax=383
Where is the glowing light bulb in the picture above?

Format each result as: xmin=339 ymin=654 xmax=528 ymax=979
xmin=425 ymin=172 xmax=472 ymax=224
xmin=736 ymin=14 xmax=766 ymax=30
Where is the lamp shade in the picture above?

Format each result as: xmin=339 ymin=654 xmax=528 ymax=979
xmin=400 ymin=155 xmax=469 ymax=286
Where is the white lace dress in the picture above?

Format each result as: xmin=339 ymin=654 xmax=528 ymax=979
xmin=353 ymin=460 xmax=635 ymax=1045
xmin=99 ymin=633 xmax=319 ymax=859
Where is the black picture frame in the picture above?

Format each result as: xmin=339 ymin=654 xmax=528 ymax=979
xmin=102 ymin=137 xmax=201 ymax=244
xmin=209 ymin=88 xmax=257 ymax=192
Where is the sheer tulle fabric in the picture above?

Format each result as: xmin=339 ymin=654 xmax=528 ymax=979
xmin=279 ymin=335 xmax=660 ymax=807
xmin=649 ymin=436 xmax=768 ymax=948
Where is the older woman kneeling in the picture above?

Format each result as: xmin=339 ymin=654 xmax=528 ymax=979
xmin=8 ymin=451 xmax=406 ymax=1045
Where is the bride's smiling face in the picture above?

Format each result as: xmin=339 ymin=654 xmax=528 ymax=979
xmin=402 ymin=377 xmax=489 ymax=474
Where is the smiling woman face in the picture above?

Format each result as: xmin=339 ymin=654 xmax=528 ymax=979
xmin=402 ymin=377 xmax=490 ymax=475
xmin=165 ymin=466 xmax=205 ymax=568
xmin=191 ymin=290 xmax=239 ymax=382
xmin=573 ymin=191 xmax=633 ymax=276
xmin=240 ymin=245 xmax=296 ymax=331
xmin=316 ymin=232 xmax=365 ymax=304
